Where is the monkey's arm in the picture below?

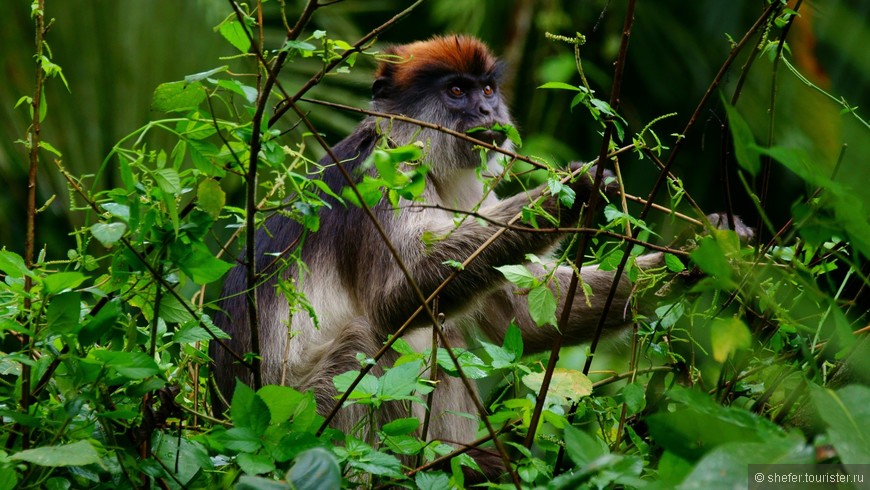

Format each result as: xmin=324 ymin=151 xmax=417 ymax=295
xmin=472 ymin=253 xmax=664 ymax=352
xmin=368 ymin=176 xmax=602 ymax=334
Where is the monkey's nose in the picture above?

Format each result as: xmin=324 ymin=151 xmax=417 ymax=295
xmin=478 ymin=104 xmax=492 ymax=116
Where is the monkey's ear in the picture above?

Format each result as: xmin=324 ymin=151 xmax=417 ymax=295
xmin=372 ymin=77 xmax=392 ymax=99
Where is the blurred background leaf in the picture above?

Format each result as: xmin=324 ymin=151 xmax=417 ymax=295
xmin=2 ymin=0 xmax=869 ymax=254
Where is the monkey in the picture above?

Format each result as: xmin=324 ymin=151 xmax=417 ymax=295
xmin=212 ymin=35 xmax=664 ymax=480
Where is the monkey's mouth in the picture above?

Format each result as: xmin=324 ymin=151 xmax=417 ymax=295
xmin=466 ymin=128 xmax=507 ymax=146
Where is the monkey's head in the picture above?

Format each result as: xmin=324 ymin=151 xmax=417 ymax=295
xmin=372 ymin=36 xmax=514 ymax=176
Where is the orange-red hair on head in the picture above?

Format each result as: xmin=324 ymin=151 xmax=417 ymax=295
xmin=374 ymin=35 xmax=500 ymax=93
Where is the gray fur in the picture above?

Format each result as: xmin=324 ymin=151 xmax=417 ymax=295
xmin=211 ymin=39 xmax=656 ymax=480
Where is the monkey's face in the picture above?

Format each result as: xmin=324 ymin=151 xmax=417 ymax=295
xmin=373 ymin=72 xmax=513 ymax=174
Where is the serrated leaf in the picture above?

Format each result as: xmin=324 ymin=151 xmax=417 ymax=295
xmin=528 ymin=285 xmax=557 ymax=327
xmin=522 ymin=368 xmax=592 ymax=406
xmin=176 ymin=242 xmax=233 ymax=285
xmin=154 ymin=168 xmax=181 ymax=195
xmin=416 ymin=471 xmax=451 ymax=490
xmin=237 ymin=452 xmax=275 ymax=475
xmin=91 ymin=222 xmax=127 ymax=247
xmin=231 ymin=380 xmax=271 ymax=433
xmin=495 ymin=264 xmax=537 ymax=289
xmin=11 ymin=440 xmax=100 ymax=467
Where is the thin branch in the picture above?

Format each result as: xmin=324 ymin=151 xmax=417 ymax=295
xmin=405 ymin=203 xmax=690 ymax=257
xmin=21 ymin=0 xmax=47 ymax=451
xmin=543 ymin=0 xmax=638 ymax=458
xmin=269 ymin=0 xmax=427 ymax=128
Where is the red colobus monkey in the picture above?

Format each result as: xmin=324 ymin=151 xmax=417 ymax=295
xmin=212 ymin=35 xmax=655 ymax=478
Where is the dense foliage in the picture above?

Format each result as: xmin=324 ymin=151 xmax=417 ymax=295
xmin=2 ymin=0 xmax=868 ymax=489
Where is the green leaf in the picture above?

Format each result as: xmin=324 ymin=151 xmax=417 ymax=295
xmin=528 ymin=285 xmax=557 ymax=327
xmin=152 ymin=431 xmax=213 ymax=485
xmin=218 ymin=427 xmax=262 ymax=453
xmin=218 ymin=79 xmax=258 ymax=104
xmin=647 ymin=387 xmax=785 ymax=461
xmin=522 ymin=368 xmax=592 ymax=406
xmin=563 ymin=425 xmax=607 ymax=466
xmin=493 ymin=123 xmax=523 ymax=147
xmin=43 ymin=271 xmax=86 ymax=295
xmin=237 ymin=452 xmax=275 ymax=475
xmin=175 ymin=242 xmax=233 ymax=285
xmin=236 ymin=476 xmax=289 ymax=490
xmin=381 ymin=417 xmax=420 ymax=437
xmin=151 ymin=80 xmax=206 ymax=113
xmin=722 ymin=99 xmax=759 ymax=176
xmin=218 ymin=19 xmax=252 ymax=53
xmin=480 ymin=341 xmax=517 ymax=369
xmin=415 ymin=471 xmax=451 ymax=490
xmin=257 ymin=385 xmax=307 ymax=425
xmin=623 ymin=382 xmax=646 ymax=415
xmin=282 ymin=40 xmax=317 ymax=53
xmin=184 ymin=65 xmax=229 ymax=83
xmin=810 ymin=384 xmax=870 ymax=464
xmin=664 ymin=253 xmax=686 ymax=272
xmin=80 ymin=299 xmax=122 ymax=344
xmin=333 ymin=370 xmax=378 ymax=401
xmin=495 ymin=264 xmax=537 ymax=288
xmin=91 ymin=222 xmax=127 ymax=247
xmin=503 ymin=322 xmax=524 ymax=359
xmin=287 ymin=448 xmax=341 ymax=490
xmin=435 ymin=348 xmax=488 ymax=379
xmin=46 ymin=292 xmax=82 ymax=334
xmin=689 ymin=236 xmax=735 ymax=288
xmin=675 ymin=436 xmax=812 ymax=489
xmin=10 ymin=440 xmax=100 ymax=467
xmin=90 ymin=350 xmax=160 ymax=380
xmin=0 ymin=250 xmax=34 ymax=278
xmin=197 ymin=179 xmax=225 ymax=219
xmin=379 ymin=359 xmax=429 ymax=399
xmin=154 ymin=168 xmax=181 ymax=195
xmin=231 ymin=380 xmax=271 ymax=434
xmin=538 ymin=81 xmax=584 ymax=92
xmin=710 ymin=317 xmax=752 ymax=362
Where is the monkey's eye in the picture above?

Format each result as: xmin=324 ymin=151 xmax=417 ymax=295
xmin=449 ymin=86 xmax=464 ymax=97
xmin=483 ymin=85 xmax=494 ymax=96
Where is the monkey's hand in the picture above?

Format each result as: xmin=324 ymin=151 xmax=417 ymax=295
xmin=705 ymin=212 xmax=755 ymax=243
xmin=562 ymin=162 xmax=617 ymax=212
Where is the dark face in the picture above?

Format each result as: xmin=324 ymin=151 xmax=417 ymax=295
xmin=438 ymin=73 xmax=507 ymax=144
xmin=373 ymin=66 xmax=511 ymax=146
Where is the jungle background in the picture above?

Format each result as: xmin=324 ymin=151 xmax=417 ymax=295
xmin=2 ymin=0 xmax=870 ymax=488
